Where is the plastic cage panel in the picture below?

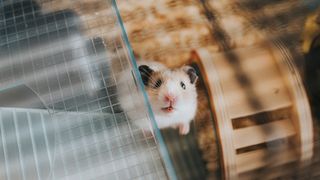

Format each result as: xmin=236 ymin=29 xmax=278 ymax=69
xmin=0 ymin=0 xmax=175 ymax=179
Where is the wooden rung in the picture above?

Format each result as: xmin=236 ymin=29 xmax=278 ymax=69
xmin=234 ymin=119 xmax=295 ymax=149
xmin=226 ymin=89 xmax=292 ymax=119
xmin=198 ymin=46 xmax=292 ymax=119
xmin=236 ymin=148 xmax=297 ymax=174
xmin=223 ymin=72 xmax=292 ymax=119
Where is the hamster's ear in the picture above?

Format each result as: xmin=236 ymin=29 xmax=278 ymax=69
xmin=182 ymin=66 xmax=198 ymax=84
xmin=138 ymin=65 xmax=154 ymax=86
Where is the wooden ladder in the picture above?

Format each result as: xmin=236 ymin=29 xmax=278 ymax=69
xmin=193 ymin=42 xmax=313 ymax=179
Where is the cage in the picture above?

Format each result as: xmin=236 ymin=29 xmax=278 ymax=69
xmin=0 ymin=0 xmax=319 ymax=180
xmin=0 ymin=0 xmax=174 ymax=179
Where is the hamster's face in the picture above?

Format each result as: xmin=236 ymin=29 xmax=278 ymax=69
xmin=139 ymin=65 xmax=198 ymax=116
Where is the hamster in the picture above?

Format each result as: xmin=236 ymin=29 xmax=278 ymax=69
xmin=118 ymin=60 xmax=198 ymax=135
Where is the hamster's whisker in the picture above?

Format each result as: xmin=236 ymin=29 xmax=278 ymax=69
xmin=140 ymin=68 xmax=164 ymax=82
xmin=140 ymin=68 xmax=154 ymax=77
xmin=146 ymin=89 xmax=159 ymax=94
xmin=147 ymin=76 xmax=163 ymax=87
xmin=146 ymin=88 xmax=160 ymax=94
xmin=140 ymin=72 xmax=162 ymax=85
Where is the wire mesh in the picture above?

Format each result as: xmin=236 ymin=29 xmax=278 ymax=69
xmin=0 ymin=0 xmax=173 ymax=179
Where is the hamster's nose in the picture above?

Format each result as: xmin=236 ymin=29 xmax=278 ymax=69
xmin=164 ymin=94 xmax=177 ymax=104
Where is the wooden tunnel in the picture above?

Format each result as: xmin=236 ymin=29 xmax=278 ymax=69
xmin=192 ymin=42 xmax=314 ymax=179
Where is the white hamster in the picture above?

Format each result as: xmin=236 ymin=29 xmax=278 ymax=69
xmin=118 ymin=60 xmax=198 ymax=135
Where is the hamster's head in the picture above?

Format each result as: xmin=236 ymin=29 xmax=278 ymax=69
xmin=138 ymin=64 xmax=198 ymax=117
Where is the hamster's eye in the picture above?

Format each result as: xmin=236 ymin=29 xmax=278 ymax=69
xmin=153 ymin=79 xmax=162 ymax=88
xmin=180 ymin=81 xmax=186 ymax=90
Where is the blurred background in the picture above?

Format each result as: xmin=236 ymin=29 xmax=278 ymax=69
xmin=0 ymin=0 xmax=320 ymax=179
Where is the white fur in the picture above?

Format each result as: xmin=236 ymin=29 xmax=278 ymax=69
xmin=118 ymin=60 xmax=198 ymax=135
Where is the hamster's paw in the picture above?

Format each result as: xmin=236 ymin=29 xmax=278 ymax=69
xmin=178 ymin=123 xmax=190 ymax=135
